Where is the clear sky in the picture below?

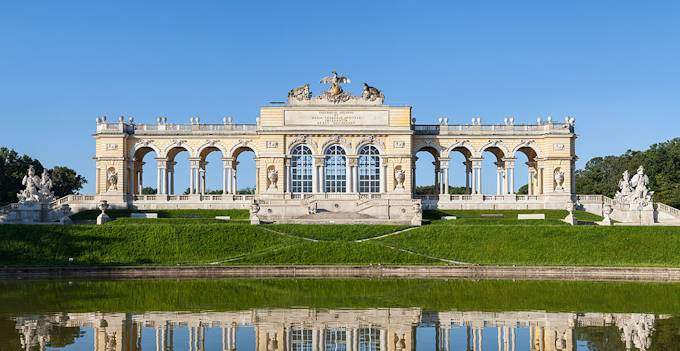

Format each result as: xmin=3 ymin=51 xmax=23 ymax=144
xmin=1 ymin=1 xmax=679 ymax=194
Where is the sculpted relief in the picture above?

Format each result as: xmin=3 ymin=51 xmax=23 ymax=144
xmin=287 ymin=71 xmax=385 ymax=106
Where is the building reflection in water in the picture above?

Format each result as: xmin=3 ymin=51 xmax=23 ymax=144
xmin=11 ymin=309 xmax=667 ymax=351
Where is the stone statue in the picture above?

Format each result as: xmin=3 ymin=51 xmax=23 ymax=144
xmin=362 ymin=83 xmax=384 ymax=103
xmin=563 ymin=201 xmax=577 ymax=225
xmin=614 ymin=170 xmax=633 ymax=203
xmin=600 ymin=204 xmax=614 ymax=225
xmin=287 ymin=83 xmax=311 ymax=102
xmin=630 ymin=166 xmax=653 ymax=205
xmin=249 ymin=200 xmax=261 ymax=224
xmin=320 ymin=71 xmax=352 ymax=103
xmin=554 ymin=169 xmax=565 ymax=191
xmin=320 ymin=71 xmax=351 ymax=96
xmin=38 ymin=169 xmax=54 ymax=201
xmin=411 ymin=201 xmax=422 ymax=226
xmin=394 ymin=169 xmax=406 ymax=191
xmin=267 ymin=169 xmax=279 ymax=191
xmin=96 ymin=200 xmax=110 ymax=225
xmin=18 ymin=166 xmax=42 ymax=202
xmin=107 ymin=169 xmax=118 ymax=191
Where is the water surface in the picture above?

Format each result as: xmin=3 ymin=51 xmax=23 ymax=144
xmin=2 ymin=279 xmax=679 ymax=350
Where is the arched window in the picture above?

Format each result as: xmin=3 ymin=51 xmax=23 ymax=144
xmin=290 ymin=145 xmax=313 ymax=193
xmin=358 ymin=145 xmax=381 ymax=193
xmin=324 ymin=144 xmax=347 ymax=192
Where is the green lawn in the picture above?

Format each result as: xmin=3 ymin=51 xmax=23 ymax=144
xmin=378 ymin=225 xmax=680 ymax=266
xmin=2 ymin=208 xmax=680 ymax=267
xmin=270 ymin=224 xmax=408 ymax=241
xmin=0 ymin=223 xmax=296 ymax=265
xmin=424 ymin=209 xmax=603 ymax=224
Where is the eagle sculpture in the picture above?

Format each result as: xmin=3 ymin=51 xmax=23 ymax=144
xmin=320 ymin=71 xmax=351 ymax=96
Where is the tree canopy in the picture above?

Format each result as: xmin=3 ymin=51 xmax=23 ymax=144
xmin=576 ymin=138 xmax=680 ymax=208
xmin=0 ymin=147 xmax=87 ymax=205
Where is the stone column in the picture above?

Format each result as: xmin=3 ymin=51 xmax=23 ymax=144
xmin=222 ymin=158 xmax=230 ymax=194
xmin=470 ymin=163 xmax=476 ymax=195
xmin=285 ymin=158 xmax=291 ymax=193
xmin=465 ymin=161 xmax=471 ymax=194
xmin=156 ymin=158 xmax=167 ymax=195
xmin=496 ymin=166 xmax=502 ymax=195
xmin=470 ymin=159 xmax=482 ymax=195
xmin=346 ymin=157 xmax=355 ymax=194
xmin=353 ymin=161 xmax=359 ymax=193
xmin=381 ymin=162 xmax=388 ymax=193
xmin=319 ymin=158 xmax=326 ymax=193
xmin=127 ymin=161 xmax=134 ymax=195
xmin=433 ymin=161 xmax=440 ymax=194
xmin=232 ymin=160 xmax=239 ymax=195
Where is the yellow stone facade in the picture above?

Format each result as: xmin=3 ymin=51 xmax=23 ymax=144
xmin=90 ymin=82 xmax=577 ymax=221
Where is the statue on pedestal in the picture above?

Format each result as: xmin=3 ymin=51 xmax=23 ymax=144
xmin=411 ymin=201 xmax=422 ymax=226
xmin=96 ymin=200 xmax=111 ymax=225
xmin=614 ymin=166 xmax=654 ymax=208
xmin=630 ymin=166 xmax=653 ymax=206
xmin=394 ymin=169 xmax=406 ymax=191
xmin=107 ymin=169 xmax=118 ymax=192
xmin=250 ymin=200 xmax=261 ymax=225
xmin=18 ymin=166 xmax=41 ymax=203
xmin=267 ymin=169 xmax=279 ymax=191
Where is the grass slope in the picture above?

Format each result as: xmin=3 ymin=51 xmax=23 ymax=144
xmin=1 ymin=208 xmax=679 ymax=267
xmin=270 ymin=224 xmax=408 ymax=241
xmin=379 ymin=225 xmax=680 ymax=266
xmin=0 ymin=223 xmax=297 ymax=265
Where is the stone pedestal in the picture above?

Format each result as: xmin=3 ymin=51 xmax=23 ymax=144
xmin=6 ymin=202 xmax=42 ymax=224
xmin=97 ymin=213 xmax=111 ymax=225
xmin=562 ymin=214 xmax=577 ymax=225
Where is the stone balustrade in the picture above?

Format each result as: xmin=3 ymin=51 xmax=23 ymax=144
xmin=95 ymin=121 xmax=257 ymax=135
xmin=413 ymin=122 xmax=574 ymax=135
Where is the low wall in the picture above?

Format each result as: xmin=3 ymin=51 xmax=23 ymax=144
xmin=2 ymin=266 xmax=680 ymax=282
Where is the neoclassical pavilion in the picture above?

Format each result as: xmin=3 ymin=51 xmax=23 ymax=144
xmin=85 ymin=73 xmax=577 ymax=223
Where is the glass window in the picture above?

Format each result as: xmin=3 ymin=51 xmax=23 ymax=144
xmin=291 ymin=145 xmax=313 ymax=193
xmin=358 ymin=327 xmax=381 ymax=351
xmin=324 ymin=145 xmax=347 ymax=193
xmin=358 ymin=145 xmax=381 ymax=193
xmin=325 ymin=328 xmax=347 ymax=351
xmin=290 ymin=327 xmax=313 ymax=351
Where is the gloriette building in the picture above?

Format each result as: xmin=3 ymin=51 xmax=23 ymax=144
xmin=85 ymin=72 xmax=577 ymax=224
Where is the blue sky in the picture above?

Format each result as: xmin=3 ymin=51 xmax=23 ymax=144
xmin=1 ymin=1 xmax=679 ymax=193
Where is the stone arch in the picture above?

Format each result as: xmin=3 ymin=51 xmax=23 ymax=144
xmin=162 ymin=141 xmax=195 ymax=159
xmin=512 ymin=140 xmax=541 ymax=158
xmin=323 ymin=142 xmax=349 ymax=155
xmin=413 ymin=143 xmax=443 ymax=158
xmin=197 ymin=141 xmax=228 ymax=159
xmin=230 ymin=141 xmax=258 ymax=159
xmin=320 ymin=136 xmax=351 ymax=155
xmin=445 ymin=141 xmax=475 ymax=159
xmin=355 ymin=141 xmax=385 ymax=156
xmin=478 ymin=140 xmax=510 ymax=159
xmin=131 ymin=141 xmax=161 ymax=160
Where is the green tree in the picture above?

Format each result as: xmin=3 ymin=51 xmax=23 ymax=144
xmin=50 ymin=166 xmax=87 ymax=198
xmin=576 ymin=138 xmax=680 ymax=208
xmin=0 ymin=147 xmax=86 ymax=205
xmin=517 ymin=184 xmax=528 ymax=194
xmin=141 ymin=187 xmax=157 ymax=195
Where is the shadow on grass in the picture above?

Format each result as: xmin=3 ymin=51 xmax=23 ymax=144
xmin=0 ymin=224 xmax=123 ymax=266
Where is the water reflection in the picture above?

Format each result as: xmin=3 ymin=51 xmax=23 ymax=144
xmin=8 ymin=309 xmax=670 ymax=351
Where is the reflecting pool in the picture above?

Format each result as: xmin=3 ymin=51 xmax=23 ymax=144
xmin=1 ymin=279 xmax=679 ymax=350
